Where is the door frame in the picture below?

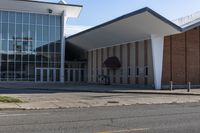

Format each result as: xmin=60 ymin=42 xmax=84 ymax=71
xmin=35 ymin=68 xmax=59 ymax=83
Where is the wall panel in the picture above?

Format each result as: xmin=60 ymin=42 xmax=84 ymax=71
xmin=162 ymin=36 xmax=171 ymax=84
xmin=171 ymin=33 xmax=186 ymax=84
xmin=186 ymin=28 xmax=200 ymax=84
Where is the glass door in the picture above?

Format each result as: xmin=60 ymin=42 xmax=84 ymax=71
xmin=43 ymin=69 xmax=48 ymax=82
xmin=36 ymin=69 xmax=41 ymax=82
xmin=35 ymin=68 xmax=58 ymax=82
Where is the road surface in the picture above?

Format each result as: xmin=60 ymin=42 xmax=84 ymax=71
xmin=0 ymin=103 xmax=200 ymax=133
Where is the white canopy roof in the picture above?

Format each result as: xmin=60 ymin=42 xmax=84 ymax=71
xmin=0 ymin=0 xmax=82 ymax=17
xmin=67 ymin=7 xmax=182 ymax=50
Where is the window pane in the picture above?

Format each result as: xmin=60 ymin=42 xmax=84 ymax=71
xmin=36 ymin=41 xmax=43 ymax=52
xmin=49 ymin=43 xmax=55 ymax=52
xmin=16 ymin=55 xmax=22 ymax=61
xmin=43 ymin=15 xmax=49 ymax=25
xmin=22 ymin=62 xmax=28 ymax=80
xmin=36 ymin=53 xmax=42 ymax=62
xmin=16 ymin=12 xmax=22 ymax=23
xmin=37 ymin=14 xmax=42 ymax=25
xmin=2 ymin=54 xmax=7 ymax=62
xmin=23 ymin=24 xmax=29 ymax=38
xmin=50 ymin=16 xmax=55 ymax=26
xmin=9 ymin=23 xmax=15 ymax=39
xmin=9 ymin=12 xmax=15 ymax=23
xmin=16 ymin=40 xmax=23 ymax=52
xmin=56 ymin=27 xmax=61 ymax=40
xmin=50 ymin=27 xmax=55 ymax=42
xmin=2 ymin=11 xmax=8 ymax=22
xmin=9 ymin=40 xmax=14 ymax=52
xmin=15 ymin=62 xmax=22 ymax=80
xmin=56 ymin=16 xmax=61 ymax=26
xmin=30 ymin=25 xmax=35 ymax=41
xmin=56 ymin=69 xmax=60 ymax=81
xmin=1 ymin=62 xmax=7 ymax=80
xmin=23 ymin=54 xmax=29 ymax=61
xmin=2 ymin=23 xmax=8 ymax=39
xmin=16 ymin=24 xmax=22 ymax=39
xmin=29 ymin=54 xmax=35 ymax=61
xmin=29 ymin=62 xmax=35 ymax=81
xmin=37 ymin=26 xmax=42 ymax=41
xmin=56 ymin=42 xmax=61 ymax=53
xmin=23 ymin=41 xmax=29 ymax=52
xmin=42 ymin=42 xmax=48 ymax=53
xmin=23 ymin=13 xmax=29 ymax=24
xmin=30 ymin=13 xmax=36 ymax=25
xmin=2 ymin=40 xmax=8 ymax=52
xmin=43 ymin=26 xmax=49 ymax=41
xmin=29 ymin=41 xmax=35 ymax=52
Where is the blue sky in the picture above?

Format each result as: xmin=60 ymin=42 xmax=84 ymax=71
xmin=41 ymin=0 xmax=200 ymax=35
xmin=43 ymin=0 xmax=200 ymax=27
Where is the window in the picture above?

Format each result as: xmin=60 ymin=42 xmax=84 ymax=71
xmin=37 ymin=14 xmax=42 ymax=25
xmin=30 ymin=13 xmax=36 ymax=25
xmin=2 ymin=23 xmax=8 ymax=39
xmin=0 ymin=10 xmax=62 ymax=82
xmin=23 ymin=13 xmax=29 ymax=24
xmin=2 ymin=40 xmax=8 ymax=52
xmin=37 ymin=26 xmax=42 ymax=41
xmin=16 ymin=12 xmax=22 ymax=23
xmin=9 ymin=40 xmax=14 ymax=52
xmin=43 ymin=15 xmax=49 ymax=25
xmin=9 ymin=12 xmax=15 ymax=23
xmin=50 ymin=16 xmax=55 ymax=26
xmin=23 ymin=24 xmax=29 ymax=38
xmin=50 ymin=27 xmax=55 ymax=42
xmin=30 ymin=25 xmax=35 ymax=41
xmin=2 ymin=11 xmax=8 ymax=22
xmin=56 ymin=27 xmax=61 ymax=40
xmin=43 ymin=26 xmax=49 ymax=41
xmin=9 ymin=23 xmax=15 ymax=39
xmin=56 ymin=16 xmax=61 ymax=26
xmin=16 ymin=24 xmax=22 ymax=39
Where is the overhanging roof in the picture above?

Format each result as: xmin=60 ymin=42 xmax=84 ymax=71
xmin=67 ymin=7 xmax=182 ymax=50
xmin=0 ymin=0 xmax=82 ymax=17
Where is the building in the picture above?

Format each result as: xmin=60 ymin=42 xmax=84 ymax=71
xmin=2 ymin=1 xmax=200 ymax=90
xmin=0 ymin=0 xmax=82 ymax=82
xmin=67 ymin=7 xmax=200 ymax=90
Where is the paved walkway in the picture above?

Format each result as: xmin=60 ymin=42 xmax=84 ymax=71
xmin=0 ymin=83 xmax=199 ymax=110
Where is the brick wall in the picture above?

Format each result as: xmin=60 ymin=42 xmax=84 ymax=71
xmin=162 ymin=27 xmax=200 ymax=85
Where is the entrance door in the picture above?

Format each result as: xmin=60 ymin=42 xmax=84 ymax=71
xmin=35 ymin=68 xmax=57 ymax=82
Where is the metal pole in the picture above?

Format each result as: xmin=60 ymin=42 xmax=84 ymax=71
xmin=187 ymin=82 xmax=191 ymax=92
xmin=170 ymin=81 xmax=173 ymax=91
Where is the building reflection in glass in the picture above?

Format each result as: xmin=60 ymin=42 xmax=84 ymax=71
xmin=0 ymin=10 xmax=61 ymax=81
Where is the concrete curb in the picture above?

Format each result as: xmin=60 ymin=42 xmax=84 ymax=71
xmin=24 ymin=88 xmax=200 ymax=96
xmin=0 ymin=87 xmax=199 ymax=96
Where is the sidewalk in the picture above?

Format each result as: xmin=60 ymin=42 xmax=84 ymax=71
xmin=0 ymin=83 xmax=199 ymax=110
xmin=0 ymin=83 xmax=199 ymax=95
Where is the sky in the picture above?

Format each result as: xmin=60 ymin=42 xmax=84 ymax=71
xmin=41 ymin=0 xmax=200 ymax=35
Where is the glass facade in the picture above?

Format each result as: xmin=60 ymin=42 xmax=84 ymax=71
xmin=0 ymin=10 xmax=62 ymax=81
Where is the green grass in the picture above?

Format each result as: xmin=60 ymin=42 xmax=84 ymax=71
xmin=0 ymin=96 xmax=23 ymax=103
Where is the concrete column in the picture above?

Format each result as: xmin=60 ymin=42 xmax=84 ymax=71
xmin=151 ymin=35 xmax=164 ymax=90
xmin=60 ymin=11 xmax=68 ymax=83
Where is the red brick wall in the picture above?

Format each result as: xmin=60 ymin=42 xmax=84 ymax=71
xmin=162 ymin=28 xmax=200 ymax=85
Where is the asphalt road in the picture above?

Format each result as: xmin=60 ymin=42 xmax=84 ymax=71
xmin=0 ymin=103 xmax=200 ymax=133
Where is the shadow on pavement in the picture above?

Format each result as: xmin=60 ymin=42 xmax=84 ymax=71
xmin=0 ymin=83 xmax=154 ymax=94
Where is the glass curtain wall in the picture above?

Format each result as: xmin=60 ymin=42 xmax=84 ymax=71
xmin=0 ymin=10 xmax=61 ymax=81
